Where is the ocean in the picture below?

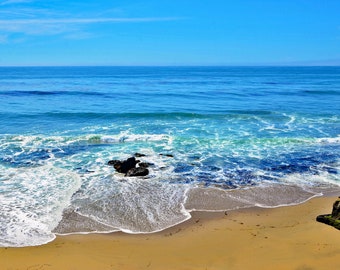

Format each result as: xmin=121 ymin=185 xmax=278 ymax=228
xmin=0 ymin=66 xmax=339 ymax=247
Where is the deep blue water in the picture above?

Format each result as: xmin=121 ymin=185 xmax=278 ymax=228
xmin=0 ymin=66 xmax=339 ymax=247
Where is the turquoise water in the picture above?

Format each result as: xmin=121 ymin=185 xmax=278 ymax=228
xmin=0 ymin=66 xmax=339 ymax=247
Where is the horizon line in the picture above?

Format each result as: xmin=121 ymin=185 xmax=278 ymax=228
xmin=1 ymin=64 xmax=340 ymax=68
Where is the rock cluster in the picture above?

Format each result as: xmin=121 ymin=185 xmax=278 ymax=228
xmin=107 ymin=153 xmax=150 ymax=177
xmin=316 ymin=197 xmax=340 ymax=230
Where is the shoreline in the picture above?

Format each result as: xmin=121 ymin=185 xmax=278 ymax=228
xmin=53 ymin=183 xmax=339 ymax=237
xmin=1 ymin=195 xmax=340 ymax=269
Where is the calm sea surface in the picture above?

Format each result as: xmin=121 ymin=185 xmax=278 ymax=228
xmin=0 ymin=66 xmax=339 ymax=247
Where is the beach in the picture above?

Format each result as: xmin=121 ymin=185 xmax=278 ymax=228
xmin=1 ymin=195 xmax=339 ymax=270
xmin=1 ymin=0 xmax=340 ymax=266
xmin=1 ymin=66 xmax=340 ymax=247
xmin=1 ymin=66 xmax=339 ymax=267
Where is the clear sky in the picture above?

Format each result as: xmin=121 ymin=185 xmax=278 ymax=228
xmin=0 ymin=0 xmax=340 ymax=66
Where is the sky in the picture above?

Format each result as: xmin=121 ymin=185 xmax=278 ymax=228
xmin=0 ymin=0 xmax=340 ymax=66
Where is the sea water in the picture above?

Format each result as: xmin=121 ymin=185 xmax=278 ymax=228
xmin=0 ymin=66 xmax=339 ymax=247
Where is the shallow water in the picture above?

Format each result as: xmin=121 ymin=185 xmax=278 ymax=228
xmin=0 ymin=66 xmax=339 ymax=247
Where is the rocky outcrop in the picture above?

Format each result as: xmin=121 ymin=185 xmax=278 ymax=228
xmin=316 ymin=197 xmax=340 ymax=230
xmin=108 ymin=157 xmax=139 ymax=174
xmin=331 ymin=198 xmax=340 ymax=219
xmin=108 ymin=155 xmax=150 ymax=177
xmin=138 ymin=162 xmax=153 ymax=168
xmin=125 ymin=167 xmax=149 ymax=177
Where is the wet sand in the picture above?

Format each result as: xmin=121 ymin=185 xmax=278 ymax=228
xmin=1 ymin=196 xmax=339 ymax=270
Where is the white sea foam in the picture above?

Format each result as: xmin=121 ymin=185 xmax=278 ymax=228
xmin=1 ymin=131 xmax=339 ymax=246
xmin=99 ymin=133 xmax=171 ymax=144
xmin=4 ymin=133 xmax=172 ymax=152
xmin=59 ymin=178 xmax=191 ymax=234
xmin=316 ymin=136 xmax=340 ymax=144
xmin=1 ymin=66 xmax=340 ymax=247
xmin=280 ymin=170 xmax=340 ymax=189
xmin=0 ymin=165 xmax=81 ymax=247
xmin=52 ymin=145 xmax=189 ymax=235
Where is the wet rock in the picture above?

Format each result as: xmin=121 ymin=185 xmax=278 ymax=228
xmin=108 ymin=157 xmax=139 ymax=174
xmin=138 ymin=162 xmax=153 ymax=168
xmin=108 ymin=156 xmax=150 ymax=177
xmin=316 ymin=197 xmax=340 ymax=230
xmin=134 ymin=152 xmax=146 ymax=157
xmin=125 ymin=167 xmax=149 ymax=177
xmin=160 ymin=153 xmax=174 ymax=158
xmin=108 ymin=159 xmax=120 ymax=166
xmin=331 ymin=198 xmax=340 ymax=219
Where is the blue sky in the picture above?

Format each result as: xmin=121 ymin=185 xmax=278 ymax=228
xmin=0 ymin=0 xmax=339 ymax=66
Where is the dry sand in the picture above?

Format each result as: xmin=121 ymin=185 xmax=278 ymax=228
xmin=1 ymin=196 xmax=339 ymax=270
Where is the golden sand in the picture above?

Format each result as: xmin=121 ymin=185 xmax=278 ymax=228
xmin=1 ymin=196 xmax=339 ymax=270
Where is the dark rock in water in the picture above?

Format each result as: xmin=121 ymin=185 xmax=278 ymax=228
xmin=108 ymin=157 xmax=139 ymax=174
xmin=134 ymin=152 xmax=146 ymax=157
xmin=316 ymin=197 xmax=340 ymax=230
xmin=108 ymin=160 xmax=125 ymax=172
xmin=108 ymin=159 xmax=127 ymax=172
xmin=138 ymin=162 xmax=153 ymax=168
xmin=160 ymin=153 xmax=174 ymax=158
xmin=108 ymin=160 xmax=120 ymax=166
xmin=113 ymin=161 xmax=123 ymax=172
xmin=108 ymin=156 xmax=150 ymax=177
xmin=125 ymin=167 xmax=149 ymax=177
xmin=120 ymin=157 xmax=140 ymax=173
